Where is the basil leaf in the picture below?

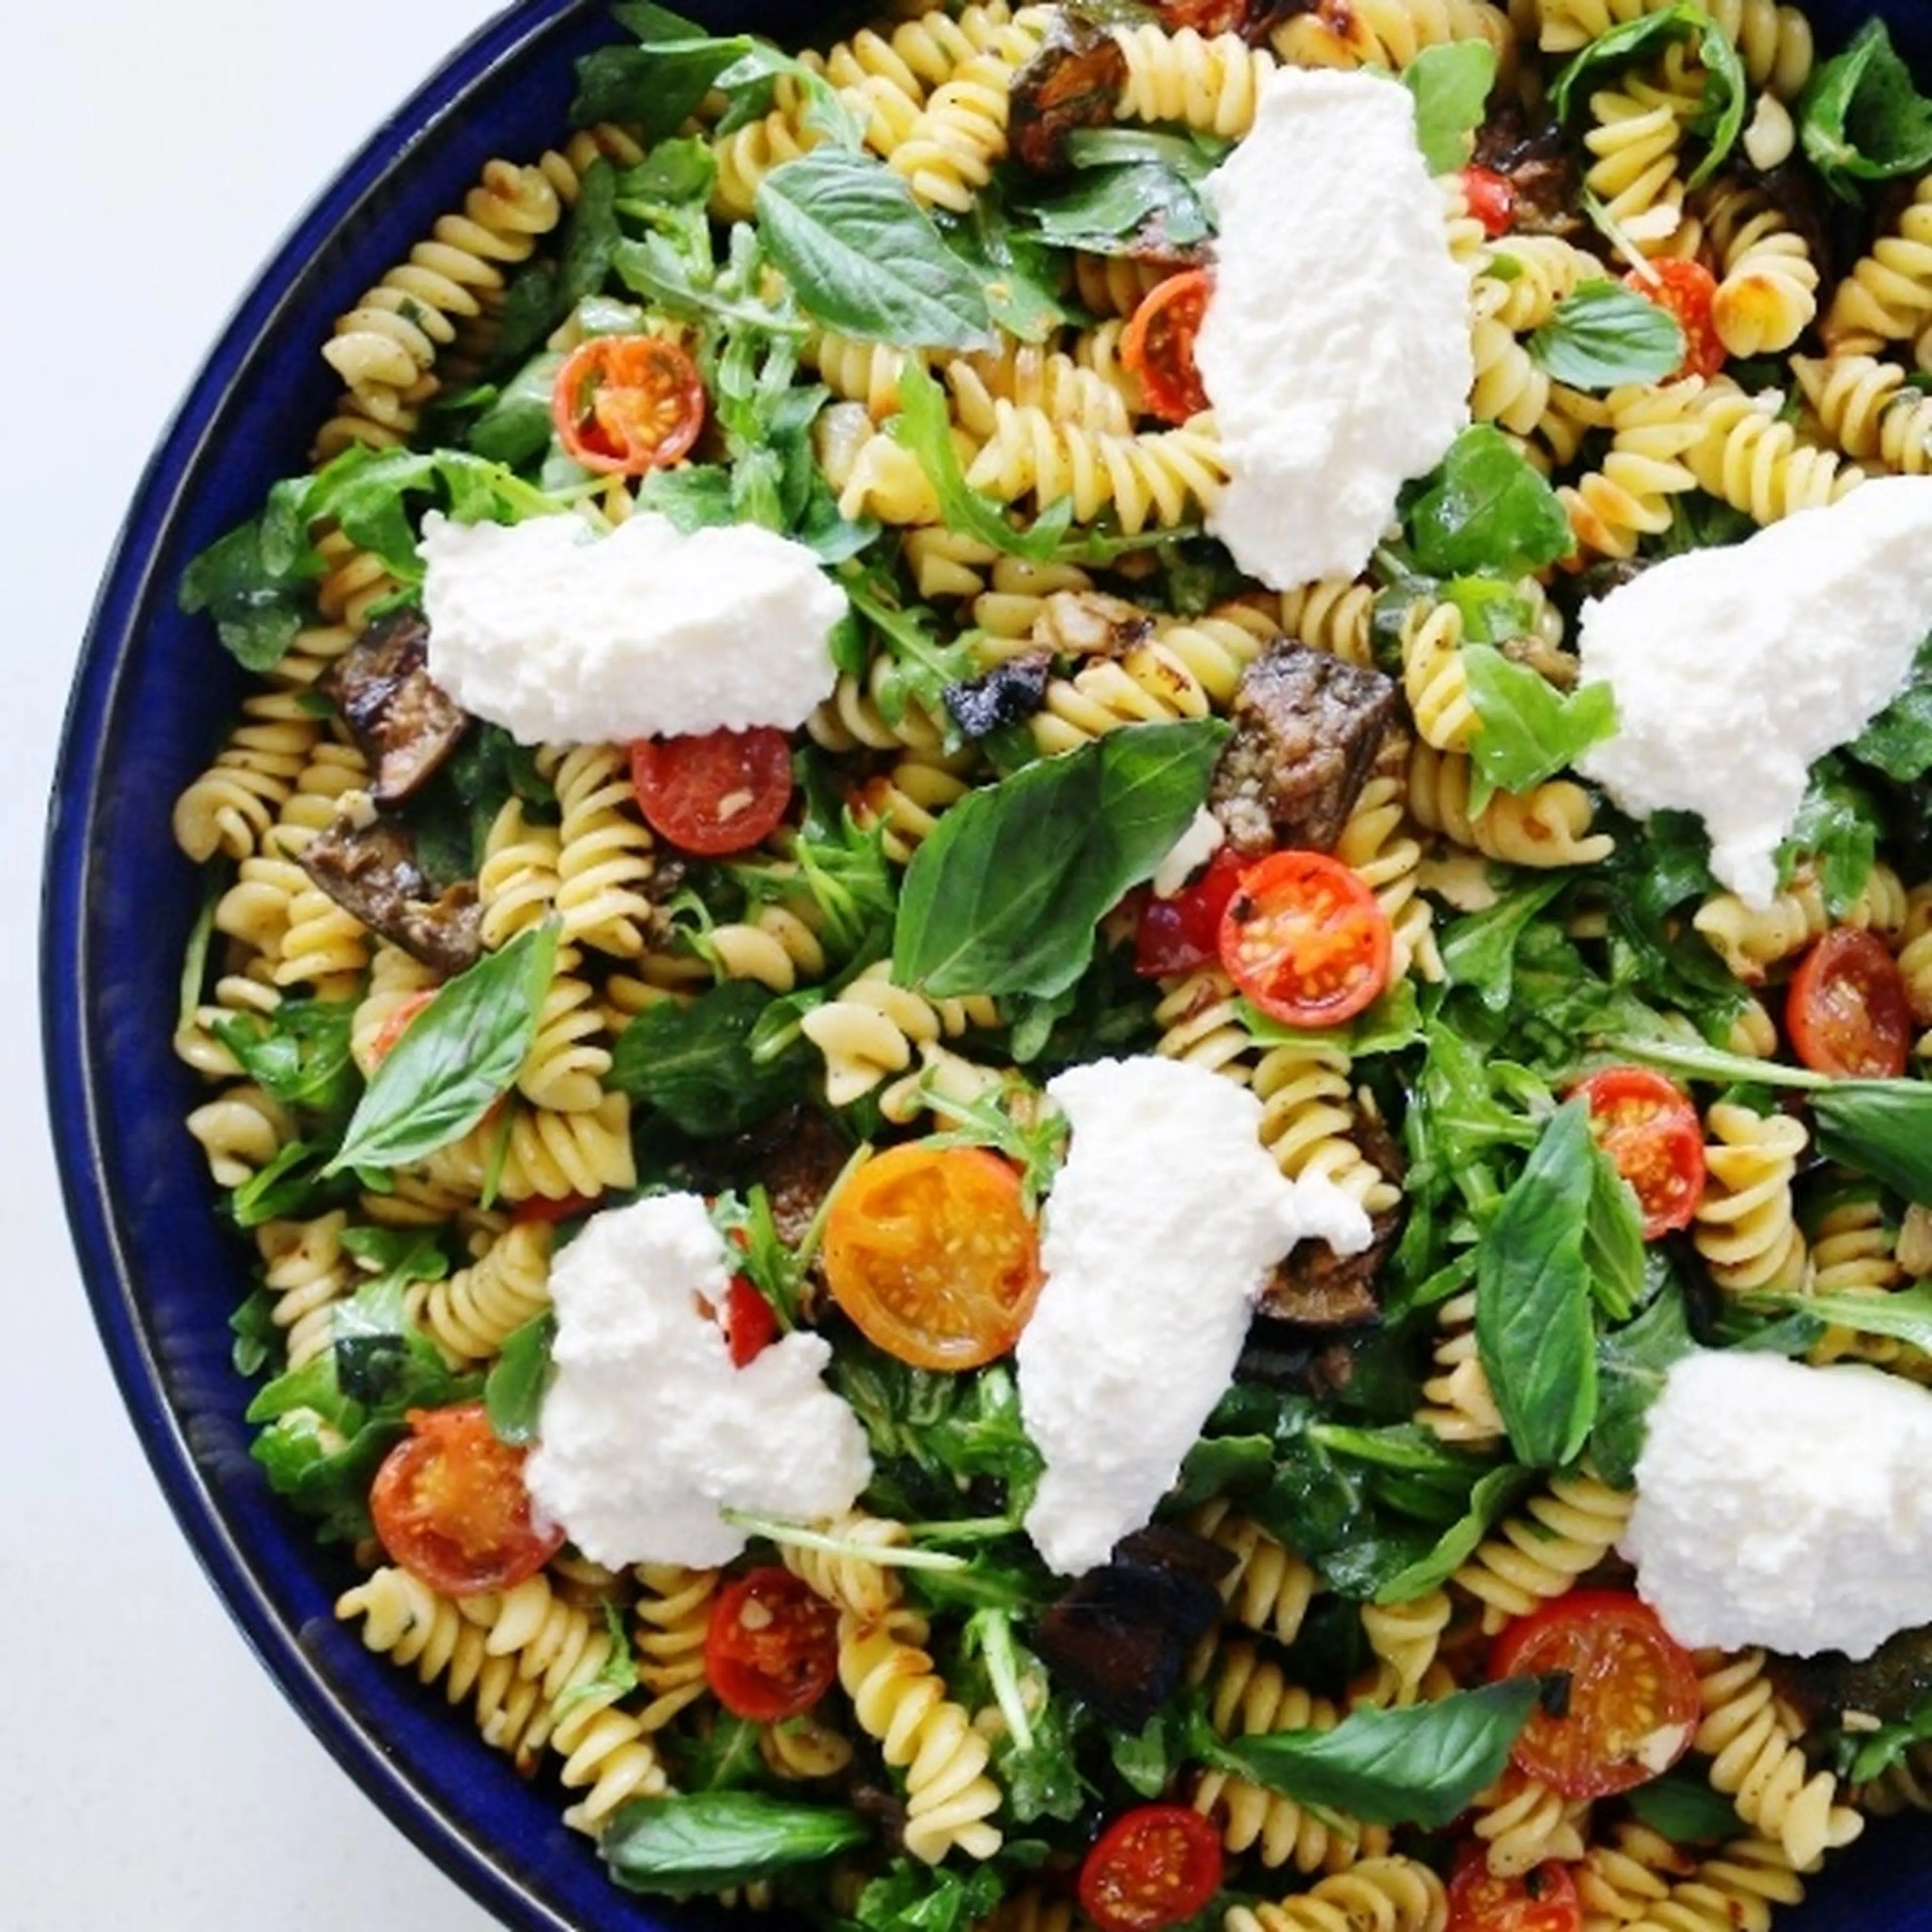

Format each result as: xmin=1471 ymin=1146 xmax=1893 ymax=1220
xmin=327 ymin=924 xmax=559 ymax=1174
xmin=1198 ymin=1678 xmax=1540 ymax=1829
xmin=757 ymin=149 xmax=994 ymax=350
xmin=1476 ymin=1099 xmax=1600 ymax=1468
xmin=1751 ymin=1281 xmax=1932 ymax=1352
xmin=1407 ymin=427 xmax=1575 ymax=578
xmin=211 ymin=995 xmax=359 ymax=1121
xmin=1237 ymin=980 xmax=1425 ymax=1059
xmin=1372 ymin=1464 xmax=1540 ymax=1605
xmin=1849 ymin=634 xmax=1932 ymax=780
xmin=1812 ymin=1081 xmax=1932 ymax=1204
xmin=940 ymin=197 xmax=1071 ymax=345
xmin=1463 ymin=643 xmax=1618 ymax=796
xmin=1529 ymin=280 xmax=1685 ymax=389
xmin=1626 ymin=1771 xmax=1745 ymax=1843
xmin=1404 ymin=40 xmax=1498 ymax=172
xmin=1583 ymin=1132 xmax=1647 ymax=1321
xmin=1798 ymin=19 xmax=1932 ymax=199
xmin=484 ymin=1312 xmax=556 ymax=1446
xmin=466 ymin=350 xmax=565 ymax=468
xmin=1590 ymin=1273 xmax=1695 ymax=1487
xmin=571 ymin=6 xmax=755 ymax=141
xmin=601 ymin=1793 xmax=869 ymax=1898
xmin=608 ymin=978 xmax=817 ymax=1137
xmin=894 ymin=720 xmax=1229 ymax=999
xmin=179 ymin=475 xmax=323 ymax=670
xmin=1015 ymin=159 xmax=1214 ymax=256
xmin=852 ymin=1861 xmax=1007 ymax=1932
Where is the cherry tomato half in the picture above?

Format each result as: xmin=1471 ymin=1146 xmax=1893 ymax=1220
xmin=1219 ymin=850 xmax=1392 ymax=1029
xmin=1136 ymin=845 xmax=1248 ymax=977
xmin=552 ymin=334 xmax=705 ymax=475
xmin=1121 ymin=269 xmax=1213 ymax=425
xmin=512 ymin=1190 xmax=601 ymax=1226
xmin=1462 ymin=165 xmax=1518 ymax=239
xmin=704 ymin=1567 xmax=839 ymax=1722
xmin=1447 ymin=1849 xmax=1582 ymax=1932
xmin=718 ymin=1274 xmax=778 ymax=1367
xmin=1572 ymin=1067 xmax=1706 ymax=1241
xmin=366 ymin=988 xmax=437 ymax=1067
xmin=369 ymin=1403 xmax=564 ymax=1597
xmin=1078 ymin=1805 xmax=1225 ymax=1932
xmin=1788 ymin=927 xmax=1914 ymax=1081
xmin=628 ymin=727 xmax=794 ymax=857
xmin=1155 ymin=0 xmax=1252 ymax=28
xmin=823 ymin=1145 xmax=1043 ymax=1371
xmin=1622 ymin=260 xmax=1724 ymax=382
xmin=1490 ymin=1589 xmax=1701 ymax=1800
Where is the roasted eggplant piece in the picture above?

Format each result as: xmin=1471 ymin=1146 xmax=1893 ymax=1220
xmin=300 ymin=798 xmax=483 ymax=974
xmin=946 ymin=652 xmax=1052 ymax=740
xmin=1009 ymin=13 xmax=1127 ymax=175
xmin=319 ymin=609 xmax=469 ymax=805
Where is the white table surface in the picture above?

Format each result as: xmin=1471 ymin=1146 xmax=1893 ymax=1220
xmin=8 ymin=6 xmax=511 ymax=1925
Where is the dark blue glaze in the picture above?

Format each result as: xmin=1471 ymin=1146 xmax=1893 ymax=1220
xmin=39 ymin=0 xmax=1932 ymax=1926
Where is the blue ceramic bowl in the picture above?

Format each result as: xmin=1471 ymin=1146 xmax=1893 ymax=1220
xmin=41 ymin=1 xmax=1932 ymax=1926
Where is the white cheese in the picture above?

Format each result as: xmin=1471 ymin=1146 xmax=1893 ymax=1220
xmin=1017 ymin=1056 xmax=1373 ymax=1576
xmin=1623 ymin=1350 xmax=1932 ymax=1658
xmin=419 ymin=511 xmax=847 ymax=746
xmin=1195 ymin=68 xmax=1472 ymax=591
xmin=525 ymin=1192 xmax=871 ymax=1568
xmin=1578 ymin=476 xmax=1932 ymax=906
xmin=1151 ymin=806 xmax=1226 ymax=898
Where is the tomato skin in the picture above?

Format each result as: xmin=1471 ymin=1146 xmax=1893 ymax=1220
xmin=513 ymin=1190 xmax=599 ymax=1226
xmin=718 ymin=1274 xmax=777 ymax=1366
xmin=1155 ymin=0 xmax=1251 ymax=30
xmin=367 ymin=988 xmax=437 ymax=1066
xmin=1788 ymin=927 xmax=1913 ymax=1081
xmin=552 ymin=334 xmax=705 ymax=475
xmin=1135 ymin=845 xmax=1248 ymax=977
xmin=1462 ymin=165 xmax=1518 ymax=238
xmin=1490 ymin=1590 xmax=1701 ymax=1800
xmin=1121 ymin=269 xmax=1213 ymax=425
xmin=628 ymin=727 xmax=794 ymax=856
xmin=1447 ymin=1848 xmax=1581 ymax=1932
xmin=1218 ymin=850 xmax=1392 ymax=1029
xmin=1571 ymin=1067 xmax=1706 ymax=1241
xmin=1078 ymin=1805 xmax=1225 ymax=1932
xmin=704 ymin=1567 xmax=839 ymax=1722
xmin=369 ymin=1404 xmax=565 ymax=1597
xmin=824 ymin=1145 xmax=1043 ymax=1371
xmin=1622 ymin=260 xmax=1724 ymax=381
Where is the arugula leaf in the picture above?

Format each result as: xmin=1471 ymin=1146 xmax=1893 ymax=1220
xmin=212 ymin=996 xmax=360 ymax=1123
xmin=484 ymin=1312 xmax=556 ymax=1446
xmin=1372 ymin=1464 xmax=1540 ymax=1605
xmin=1476 ymin=1099 xmax=1601 ymax=1468
xmin=608 ymin=979 xmax=817 ymax=1137
xmin=1750 ymin=1281 xmax=1932 ymax=1352
xmin=757 ymin=150 xmax=994 ymax=350
xmin=851 ymin=1861 xmax=1006 ymax=1932
xmin=466 ymin=350 xmax=565 ymax=467
xmin=327 ymin=923 xmax=559 ymax=1174
xmin=1110 ymin=1711 xmax=1188 ymax=1800
xmin=1441 ymin=880 xmax=1567 ymax=1011
xmin=1850 ymin=635 xmax=1932 ymax=780
xmin=1015 ymin=158 xmax=1214 ymax=257
xmin=1797 ymin=19 xmax=1932 ymax=199
xmin=601 ymin=1793 xmax=869 ymax=1898
xmin=894 ymin=720 xmax=1229 ymax=998
xmin=179 ymin=475 xmax=324 ymax=670
xmin=1408 ymin=427 xmax=1575 ymax=578
xmin=1196 ymin=1678 xmax=1541 ymax=1829
xmin=571 ymin=5 xmax=757 ymax=140
xmin=1776 ymin=757 xmax=1882 ymax=916
xmin=1529 ymin=280 xmax=1686 ymax=389
xmin=1463 ymin=644 xmax=1618 ymax=796
xmin=1590 ymin=1272 xmax=1695 ymax=1486
xmin=1404 ymin=40 xmax=1498 ymax=171
xmin=1626 ymin=1770 xmax=1745 ymax=1842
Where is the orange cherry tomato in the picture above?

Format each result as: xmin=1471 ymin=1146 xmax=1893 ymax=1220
xmin=1490 ymin=1590 xmax=1701 ymax=1800
xmin=704 ymin=1567 xmax=839 ymax=1722
xmin=717 ymin=1275 xmax=777 ymax=1367
xmin=366 ymin=988 xmax=437 ymax=1066
xmin=628 ymin=727 xmax=794 ymax=856
xmin=823 ymin=1145 xmax=1043 ymax=1371
xmin=552 ymin=334 xmax=705 ymax=475
xmin=1571 ymin=1067 xmax=1706 ymax=1241
xmin=1135 ymin=845 xmax=1248 ymax=977
xmin=369 ymin=1403 xmax=564 ymax=1597
xmin=1078 ymin=1805 xmax=1225 ymax=1932
xmin=1121 ymin=269 xmax=1213 ymax=425
xmin=1447 ymin=1849 xmax=1582 ymax=1932
xmin=1622 ymin=260 xmax=1724 ymax=381
xmin=1461 ymin=165 xmax=1518 ymax=238
xmin=1218 ymin=850 xmax=1392 ymax=1029
xmin=1788 ymin=927 xmax=1914 ymax=1081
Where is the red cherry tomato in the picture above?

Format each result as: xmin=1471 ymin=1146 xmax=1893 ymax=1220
xmin=552 ymin=334 xmax=705 ymax=475
xmin=704 ymin=1567 xmax=839 ymax=1722
xmin=1462 ymin=165 xmax=1518 ymax=238
xmin=1121 ymin=269 xmax=1213 ymax=425
xmin=1447 ymin=1849 xmax=1582 ymax=1932
xmin=1135 ymin=845 xmax=1248 ymax=977
xmin=717 ymin=1275 xmax=777 ymax=1366
xmin=1218 ymin=850 xmax=1392 ymax=1029
xmin=1078 ymin=1805 xmax=1225 ymax=1932
xmin=1490 ymin=1590 xmax=1701 ymax=1800
xmin=513 ymin=1191 xmax=600 ymax=1226
xmin=369 ymin=1403 xmax=564 ymax=1597
xmin=1622 ymin=260 xmax=1724 ymax=381
xmin=1571 ymin=1067 xmax=1706 ymax=1241
xmin=1154 ymin=0 xmax=1252 ymax=28
xmin=366 ymin=988 xmax=437 ymax=1067
xmin=628 ymin=727 xmax=794 ymax=856
xmin=1788 ymin=927 xmax=1914 ymax=1081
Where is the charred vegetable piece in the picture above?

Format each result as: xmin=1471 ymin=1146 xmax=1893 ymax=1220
xmin=1033 ymin=590 xmax=1156 ymax=661
xmin=1471 ymin=100 xmax=1580 ymax=236
xmin=1234 ymin=1325 xmax=1360 ymax=1402
xmin=1773 ymin=1623 xmax=1932 ymax=1727
xmin=1009 ymin=13 xmax=1128 ymax=175
xmin=301 ymin=800 xmax=483 ymax=974
xmin=1258 ymin=1208 xmax=1399 ymax=1327
xmin=749 ymin=1107 xmax=854 ymax=1250
xmin=1209 ymin=640 xmax=1398 ymax=857
xmin=320 ymin=610 xmax=469 ymax=805
xmin=946 ymin=653 xmax=1052 ymax=740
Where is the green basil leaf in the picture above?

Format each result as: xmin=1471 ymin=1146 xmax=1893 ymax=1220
xmin=1408 ymin=426 xmax=1575 ymax=578
xmin=756 ymin=149 xmax=994 ymax=350
xmin=1198 ymin=1678 xmax=1540 ymax=1829
xmin=1775 ymin=756 xmax=1882 ymax=916
xmin=1372 ymin=1464 xmax=1541 ymax=1605
xmin=1583 ymin=1131 xmax=1647 ymax=1321
xmin=1849 ymin=635 xmax=1932 ymax=780
xmin=1014 ymin=158 xmax=1214 ymax=256
xmin=485 ymin=1312 xmax=557 ymax=1446
xmin=1476 ymin=1099 xmax=1600 ymax=1468
xmin=211 ymin=995 xmax=360 ymax=1121
xmin=1528 ymin=280 xmax=1685 ymax=389
xmin=940 ymin=197 xmax=1072 ymax=345
xmin=1463 ymin=643 xmax=1619 ymax=796
xmin=1589 ymin=1271 xmax=1695 ymax=1487
xmin=1751 ymin=1281 xmax=1932 ymax=1351
xmin=635 ymin=462 xmax=737 ymax=532
xmin=894 ymin=719 xmax=1229 ymax=998
xmin=1798 ymin=19 xmax=1932 ymax=199
xmin=1812 ymin=1081 xmax=1932 ymax=1204
xmin=1625 ymin=1770 xmax=1745 ymax=1843
xmin=571 ymin=6 xmax=756 ymax=141
xmin=617 ymin=135 xmax=717 ymax=206
xmin=1404 ymin=40 xmax=1499 ymax=172
xmin=327 ymin=924 xmax=560 ymax=1174
xmin=608 ymin=978 xmax=817 ymax=1137
xmin=466 ymin=350 xmax=565 ymax=468
xmin=601 ymin=1792 xmax=870 ymax=1898
xmin=1236 ymin=980 xmax=1425 ymax=1059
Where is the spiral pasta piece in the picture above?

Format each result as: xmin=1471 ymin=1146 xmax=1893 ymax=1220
xmin=1561 ymin=379 xmax=1709 ymax=559
xmin=1472 ymin=1768 xmax=1591 ymax=1877
xmin=173 ymin=692 xmax=324 ymax=864
xmin=1692 ymin=1101 xmax=1810 ymax=1295
xmin=1251 ymin=1040 xmax=1403 ymax=1215
xmin=422 ymin=1091 xmax=637 ymax=1206
xmin=1684 ymin=383 xmax=1865 ymax=525
xmin=888 ymin=7 xmax=1051 ymax=213
xmin=760 ymin=1712 xmax=857 ymax=1782
xmin=1617 ymin=1837 xmax=1807 ymax=1932
xmin=1704 ymin=182 xmax=1819 ymax=357
xmin=1479 ymin=235 xmax=1598 ymax=334
xmin=1533 ymin=0 xmax=1812 ymax=96
xmin=809 ymin=659 xmax=952 ymax=756
xmin=541 ymin=743 xmax=663 ymax=957
xmin=781 ymin=1511 xmax=911 ymax=1622
xmin=1359 ymin=1590 xmax=1454 ymax=1708
xmin=255 ymin=1211 xmax=357 ymax=1370
xmin=1408 ymin=744 xmax=1615 ymax=869
xmin=1451 ymin=1465 xmax=1632 ymax=1632
xmin=1111 ymin=24 xmax=1276 ymax=138
xmin=516 ymin=950 xmax=612 ymax=1113
xmin=187 ymin=1082 xmax=295 ymax=1189
xmin=1226 ymin=1859 xmax=1450 ymax=1932
xmin=1417 ymin=1289 xmax=1506 ymax=1445
xmin=1278 ymin=578 xmax=1378 ymax=668
xmin=701 ymin=903 xmax=831 ymax=994
xmin=1582 ymin=78 xmax=1694 ymax=248
xmin=1806 ymin=1191 xmax=1908 ymax=1370
xmin=477 ymin=799 xmax=563 ymax=952
xmin=1399 ymin=598 xmax=1480 ymax=754
xmin=632 ymin=1563 xmax=719 ymax=1732
xmin=1693 ymin=862 xmax=1906 ymax=982
xmin=1792 ymin=354 xmax=1932 ymax=475
xmin=851 ymin=755 xmax=976 ymax=864
xmin=1825 ymin=173 xmax=1932 ymax=352
xmin=1188 ymin=1498 xmax=1323 ymax=1647
xmin=1154 ymin=964 xmax=1260 ymax=1079
xmin=801 ymin=961 xmax=1000 ymax=1107
xmin=1071 ymin=253 xmax=1173 ymax=320
xmin=1576 ymin=1820 xmax=1695 ymax=1928
xmin=1272 ymin=0 xmax=1512 ymax=73
xmin=409 ymin=1220 xmax=553 ymax=1368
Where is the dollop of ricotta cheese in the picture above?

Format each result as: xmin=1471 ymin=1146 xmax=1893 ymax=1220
xmin=419 ymin=511 xmax=848 ymax=745
xmin=1578 ymin=476 xmax=1932 ymax=907
xmin=1622 ymin=1349 xmax=1932 ymax=1658
xmin=1017 ymin=1055 xmax=1373 ymax=1575
xmin=1195 ymin=68 xmax=1472 ymax=591
xmin=525 ymin=1192 xmax=871 ymax=1568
